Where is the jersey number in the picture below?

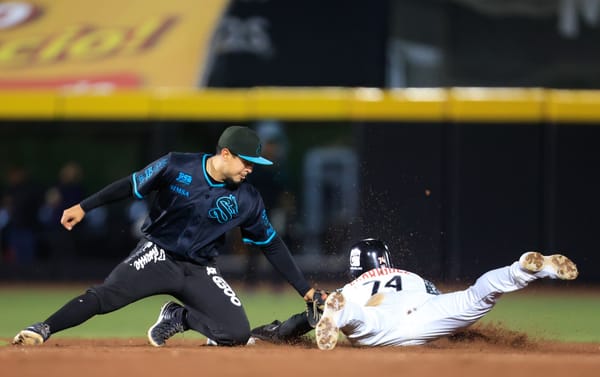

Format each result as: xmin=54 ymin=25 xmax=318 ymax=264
xmin=364 ymin=276 xmax=403 ymax=295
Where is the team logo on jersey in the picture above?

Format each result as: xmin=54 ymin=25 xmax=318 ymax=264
xmin=176 ymin=172 xmax=192 ymax=185
xmin=208 ymin=194 xmax=239 ymax=223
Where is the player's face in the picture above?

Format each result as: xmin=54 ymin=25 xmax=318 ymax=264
xmin=224 ymin=152 xmax=254 ymax=185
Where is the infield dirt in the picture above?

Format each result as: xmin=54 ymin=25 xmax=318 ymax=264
xmin=2 ymin=324 xmax=599 ymax=377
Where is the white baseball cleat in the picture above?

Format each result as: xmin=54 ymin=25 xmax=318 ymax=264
xmin=12 ymin=322 xmax=50 ymax=346
xmin=519 ymin=251 xmax=578 ymax=280
xmin=315 ymin=291 xmax=345 ymax=351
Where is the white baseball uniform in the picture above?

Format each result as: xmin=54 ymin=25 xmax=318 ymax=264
xmin=331 ymin=260 xmax=541 ymax=347
xmin=339 ymin=267 xmax=439 ymax=306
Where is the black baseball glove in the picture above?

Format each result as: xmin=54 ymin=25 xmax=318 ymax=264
xmin=305 ymin=289 xmax=328 ymax=328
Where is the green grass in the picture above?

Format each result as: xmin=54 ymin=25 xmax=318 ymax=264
xmin=479 ymin=289 xmax=600 ymax=343
xmin=1 ymin=285 xmax=599 ymax=343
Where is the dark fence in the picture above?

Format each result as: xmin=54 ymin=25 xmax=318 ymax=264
xmin=359 ymin=121 xmax=600 ymax=282
xmin=2 ymin=117 xmax=599 ymax=284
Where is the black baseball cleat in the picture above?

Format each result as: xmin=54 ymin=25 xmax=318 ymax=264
xmin=250 ymin=320 xmax=283 ymax=343
xmin=148 ymin=301 xmax=186 ymax=347
xmin=12 ymin=322 xmax=51 ymax=345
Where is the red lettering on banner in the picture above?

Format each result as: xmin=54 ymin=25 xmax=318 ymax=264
xmin=0 ymin=16 xmax=179 ymax=67
xmin=0 ymin=73 xmax=141 ymax=89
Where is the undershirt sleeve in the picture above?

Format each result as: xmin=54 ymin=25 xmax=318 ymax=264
xmin=80 ymin=176 xmax=134 ymax=212
xmin=260 ymin=236 xmax=311 ymax=297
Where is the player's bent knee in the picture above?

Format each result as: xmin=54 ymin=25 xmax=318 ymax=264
xmin=212 ymin=325 xmax=251 ymax=346
xmin=213 ymin=333 xmax=251 ymax=346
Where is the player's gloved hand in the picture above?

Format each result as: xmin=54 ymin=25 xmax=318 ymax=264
xmin=303 ymin=288 xmax=328 ymax=328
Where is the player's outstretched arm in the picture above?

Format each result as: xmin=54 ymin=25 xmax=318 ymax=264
xmin=260 ymin=236 xmax=315 ymax=297
xmin=61 ymin=204 xmax=85 ymax=231
xmin=61 ymin=176 xmax=134 ymax=231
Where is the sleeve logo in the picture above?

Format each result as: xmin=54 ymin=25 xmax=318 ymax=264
xmin=136 ymin=157 xmax=168 ymax=186
xmin=261 ymin=209 xmax=275 ymax=237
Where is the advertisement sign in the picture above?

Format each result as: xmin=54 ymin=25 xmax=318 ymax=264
xmin=0 ymin=0 xmax=228 ymax=89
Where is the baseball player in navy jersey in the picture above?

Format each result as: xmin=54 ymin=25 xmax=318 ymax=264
xmin=12 ymin=126 xmax=326 ymax=347
xmin=251 ymin=238 xmax=441 ymax=344
xmin=315 ymin=250 xmax=578 ymax=350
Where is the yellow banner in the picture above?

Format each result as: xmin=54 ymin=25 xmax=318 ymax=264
xmin=0 ymin=0 xmax=228 ymax=89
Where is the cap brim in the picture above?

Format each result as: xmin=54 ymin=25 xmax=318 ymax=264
xmin=238 ymin=154 xmax=273 ymax=165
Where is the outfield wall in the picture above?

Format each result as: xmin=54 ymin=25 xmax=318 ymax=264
xmin=1 ymin=88 xmax=599 ymax=122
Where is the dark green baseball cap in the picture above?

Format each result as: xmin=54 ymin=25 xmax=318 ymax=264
xmin=218 ymin=126 xmax=273 ymax=165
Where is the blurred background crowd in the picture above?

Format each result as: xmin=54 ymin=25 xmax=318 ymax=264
xmin=2 ymin=0 xmax=600 ymax=284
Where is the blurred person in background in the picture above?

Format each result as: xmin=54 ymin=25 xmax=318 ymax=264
xmin=38 ymin=161 xmax=85 ymax=260
xmin=1 ymin=165 xmax=43 ymax=265
xmin=0 ymin=195 xmax=8 ymax=261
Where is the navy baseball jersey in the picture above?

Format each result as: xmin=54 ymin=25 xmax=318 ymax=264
xmin=131 ymin=152 xmax=276 ymax=263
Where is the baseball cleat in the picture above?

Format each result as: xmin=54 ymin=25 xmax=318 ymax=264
xmin=148 ymin=301 xmax=185 ymax=347
xmin=205 ymin=338 xmax=218 ymax=346
xmin=315 ymin=291 xmax=345 ymax=351
xmin=205 ymin=337 xmax=256 ymax=346
xmin=250 ymin=320 xmax=283 ymax=343
xmin=12 ymin=322 xmax=50 ymax=346
xmin=519 ymin=251 xmax=578 ymax=280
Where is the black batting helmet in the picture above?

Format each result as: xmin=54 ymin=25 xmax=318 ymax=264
xmin=348 ymin=238 xmax=393 ymax=279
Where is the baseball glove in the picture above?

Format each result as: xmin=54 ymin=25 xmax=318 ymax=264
xmin=305 ymin=289 xmax=328 ymax=328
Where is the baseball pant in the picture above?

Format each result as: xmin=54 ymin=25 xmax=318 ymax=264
xmin=90 ymin=239 xmax=251 ymax=345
